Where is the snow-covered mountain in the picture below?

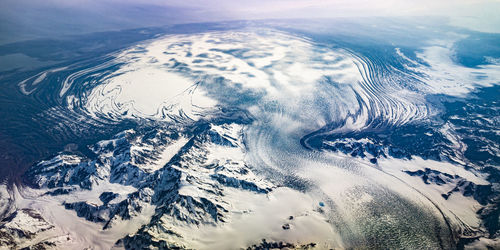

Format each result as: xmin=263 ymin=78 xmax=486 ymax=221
xmin=1 ymin=20 xmax=499 ymax=249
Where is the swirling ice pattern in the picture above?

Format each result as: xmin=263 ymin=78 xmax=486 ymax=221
xmin=17 ymin=28 xmax=500 ymax=248
xmin=26 ymin=30 xmax=430 ymax=132
xmin=19 ymin=29 xmax=500 ymax=136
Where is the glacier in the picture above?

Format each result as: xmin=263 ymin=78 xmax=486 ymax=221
xmin=0 ymin=20 xmax=499 ymax=249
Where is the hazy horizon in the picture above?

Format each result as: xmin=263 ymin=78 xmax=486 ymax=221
xmin=1 ymin=0 xmax=499 ymax=44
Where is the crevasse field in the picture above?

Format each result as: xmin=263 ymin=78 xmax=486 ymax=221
xmin=0 ymin=19 xmax=499 ymax=249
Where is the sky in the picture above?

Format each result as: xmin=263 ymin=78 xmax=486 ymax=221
xmin=1 ymin=0 xmax=499 ymax=44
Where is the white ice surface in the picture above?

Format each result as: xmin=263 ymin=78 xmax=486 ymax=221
xmin=187 ymin=187 xmax=338 ymax=250
xmin=11 ymin=182 xmax=153 ymax=250
xmin=398 ymin=36 xmax=500 ymax=97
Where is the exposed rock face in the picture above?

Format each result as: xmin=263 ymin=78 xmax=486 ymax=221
xmin=0 ymin=208 xmax=62 ymax=249
xmin=118 ymin=123 xmax=275 ymax=248
xmin=2 ymin=25 xmax=499 ymax=250
xmin=1 ymin=209 xmax=54 ymax=238
xmin=24 ymin=154 xmax=101 ymax=190
xmin=246 ymin=239 xmax=316 ymax=250
xmin=15 ymin=122 xmax=275 ymax=249
xmin=405 ymin=168 xmax=495 ymax=206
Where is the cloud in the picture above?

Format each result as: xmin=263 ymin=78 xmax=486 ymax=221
xmin=1 ymin=0 xmax=499 ymax=44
